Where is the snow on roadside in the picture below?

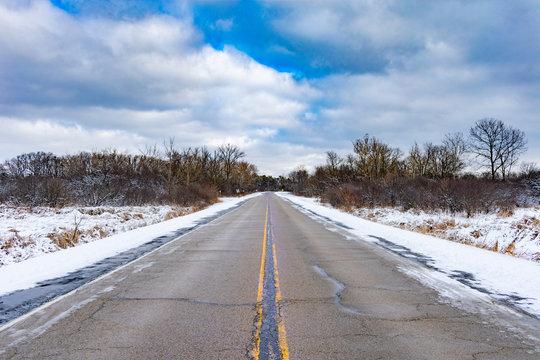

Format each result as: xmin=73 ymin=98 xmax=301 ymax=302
xmin=0 ymin=204 xmax=199 ymax=266
xmin=352 ymin=206 xmax=540 ymax=262
xmin=276 ymin=192 xmax=540 ymax=318
xmin=0 ymin=193 xmax=261 ymax=296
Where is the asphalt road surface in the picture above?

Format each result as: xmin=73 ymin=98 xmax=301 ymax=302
xmin=1 ymin=193 xmax=539 ymax=359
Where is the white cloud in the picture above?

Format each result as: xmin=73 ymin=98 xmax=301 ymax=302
xmin=0 ymin=1 xmax=321 ymax=173
xmin=1 ymin=0 xmax=538 ymax=175
xmin=246 ymin=141 xmax=327 ymax=176
xmin=212 ymin=18 xmax=234 ymax=31
xmin=314 ymin=40 xmax=540 ymax=157
xmin=0 ymin=117 xmax=147 ymax=156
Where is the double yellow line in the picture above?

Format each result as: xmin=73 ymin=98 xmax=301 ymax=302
xmin=253 ymin=198 xmax=289 ymax=360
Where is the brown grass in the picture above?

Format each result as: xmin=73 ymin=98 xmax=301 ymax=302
xmin=165 ymin=204 xmax=207 ymax=221
xmin=470 ymin=230 xmax=483 ymax=239
xmin=1 ymin=231 xmax=35 ymax=254
xmin=78 ymin=208 xmax=115 ymax=216
xmin=336 ymin=205 xmax=539 ymax=262
xmin=47 ymin=228 xmax=82 ymax=249
xmin=92 ymin=225 xmax=109 ymax=238
xmin=498 ymin=209 xmax=514 ymax=217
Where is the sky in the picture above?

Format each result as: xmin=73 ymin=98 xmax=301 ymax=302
xmin=0 ymin=0 xmax=539 ymax=175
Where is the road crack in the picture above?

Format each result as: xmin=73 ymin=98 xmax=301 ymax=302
xmin=313 ymin=265 xmax=365 ymax=315
xmin=109 ymin=296 xmax=255 ymax=307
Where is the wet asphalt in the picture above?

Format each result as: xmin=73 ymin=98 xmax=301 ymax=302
xmin=1 ymin=193 xmax=539 ymax=359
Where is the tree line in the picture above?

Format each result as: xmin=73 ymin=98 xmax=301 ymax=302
xmin=284 ymin=119 xmax=537 ymax=215
xmin=0 ymin=142 xmax=258 ymax=207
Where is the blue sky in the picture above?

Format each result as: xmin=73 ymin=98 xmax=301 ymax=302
xmin=1 ymin=0 xmax=539 ymax=175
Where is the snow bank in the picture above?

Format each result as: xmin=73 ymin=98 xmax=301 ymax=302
xmin=276 ymin=192 xmax=540 ymax=318
xmin=352 ymin=206 xmax=540 ymax=261
xmin=0 ymin=204 xmax=197 ymax=266
xmin=0 ymin=193 xmax=261 ymax=296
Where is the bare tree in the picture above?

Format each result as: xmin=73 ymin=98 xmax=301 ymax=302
xmin=162 ymin=137 xmax=181 ymax=201
xmin=499 ymin=127 xmax=527 ymax=180
xmin=469 ymin=119 xmax=527 ymax=180
xmin=325 ymin=151 xmax=342 ymax=184
xmin=406 ymin=143 xmax=427 ymax=178
xmin=353 ymin=134 xmax=401 ymax=179
xmin=217 ymin=143 xmax=245 ymax=194
xmin=405 ymin=133 xmax=466 ymax=179
xmin=288 ymin=166 xmax=309 ymax=195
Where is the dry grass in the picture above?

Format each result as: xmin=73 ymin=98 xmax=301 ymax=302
xmin=47 ymin=228 xmax=82 ymax=249
xmin=91 ymin=225 xmax=109 ymax=238
xmin=498 ymin=209 xmax=515 ymax=217
xmin=1 ymin=230 xmax=35 ymax=254
xmin=78 ymin=208 xmax=114 ymax=216
xmin=1 ymin=203 xmax=217 ymax=266
xmin=353 ymin=205 xmax=540 ymax=261
xmin=470 ymin=230 xmax=483 ymax=239
xmin=121 ymin=212 xmax=143 ymax=222
xmin=164 ymin=204 xmax=206 ymax=220
xmin=165 ymin=208 xmax=189 ymax=220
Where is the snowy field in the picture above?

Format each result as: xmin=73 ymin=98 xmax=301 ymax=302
xmin=0 ymin=203 xmax=206 ymax=266
xmin=276 ymin=192 xmax=540 ymax=319
xmin=0 ymin=193 xmax=261 ymax=296
xmin=352 ymin=206 xmax=540 ymax=262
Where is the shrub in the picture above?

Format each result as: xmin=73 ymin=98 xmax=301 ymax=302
xmin=322 ymin=177 xmax=523 ymax=215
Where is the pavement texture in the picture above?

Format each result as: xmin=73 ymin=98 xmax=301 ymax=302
xmin=1 ymin=193 xmax=539 ymax=359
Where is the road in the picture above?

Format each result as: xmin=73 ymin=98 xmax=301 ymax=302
xmin=1 ymin=193 xmax=539 ymax=359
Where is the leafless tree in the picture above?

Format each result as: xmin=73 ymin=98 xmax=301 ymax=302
xmin=469 ymin=118 xmax=527 ymax=180
xmin=288 ymin=166 xmax=309 ymax=195
xmin=353 ymin=134 xmax=401 ymax=179
xmin=406 ymin=133 xmax=466 ymax=179
xmin=406 ymin=142 xmax=427 ymax=178
xmin=217 ymin=144 xmax=246 ymax=194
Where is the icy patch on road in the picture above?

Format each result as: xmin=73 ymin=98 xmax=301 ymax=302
xmin=277 ymin=192 xmax=540 ymax=319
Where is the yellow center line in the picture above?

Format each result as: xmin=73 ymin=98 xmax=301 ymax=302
xmin=272 ymin=234 xmax=290 ymax=359
xmin=253 ymin=196 xmax=290 ymax=360
xmin=253 ymin=198 xmax=268 ymax=360
xmin=257 ymin=199 xmax=269 ymax=303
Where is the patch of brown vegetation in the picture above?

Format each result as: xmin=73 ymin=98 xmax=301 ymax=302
xmin=47 ymin=228 xmax=82 ymax=249
xmin=498 ymin=209 xmax=514 ymax=217
xmin=351 ymin=206 xmax=535 ymax=261
xmin=164 ymin=204 xmax=207 ymax=221
xmin=1 ymin=230 xmax=35 ymax=254
xmin=78 ymin=208 xmax=114 ymax=216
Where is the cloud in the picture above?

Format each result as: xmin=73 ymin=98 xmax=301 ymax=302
xmin=0 ymin=0 xmax=538 ymax=176
xmin=261 ymin=0 xmax=540 ymax=78
xmin=0 ymin=1 xmax=319 ymax=175
xmin=212 ymin=18 xmax=233 ymax=31
xmin=0 ymin=117 xmax=147 ymax=156
xmin=312 ymin=40 xmax=540 ymax=160
xmin=254 ymin=0 xmax=539 ymax=162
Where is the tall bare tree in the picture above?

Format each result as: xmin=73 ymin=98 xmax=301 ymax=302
xmin=217 ymin=143 xmax=246 ymax=194
xmin=469 ymin=118 xmax=527 ymax=180
xmin=353 ymin=134 xmax=401 ymax=179
xmin=441 ymin=132 xmax=467 ymax=177
xmin=288 ymin=166 xmax=309 ymax=195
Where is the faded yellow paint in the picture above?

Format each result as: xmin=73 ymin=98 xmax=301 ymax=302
xmin=272 ymin=241 xmax=289 ymax=359
xmin=254 ymin=197 xmax=290 ymax=360
xmin=252 ymin=199 xmax=269 ymax=360
xmin=257 ymin=199 xmax=268 ymax=303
